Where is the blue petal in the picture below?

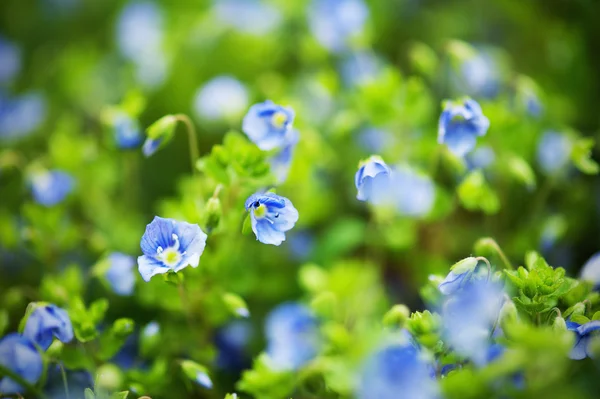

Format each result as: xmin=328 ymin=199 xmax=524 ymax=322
xmin=253 ymin=219 xmax=286 ymax=246
xmin=438 ymin=271 xmax=467 ymax=295
xmin=577 ymin=320 xmax=600 ymax=336
xmin=242 ymin=100 xmax=294 ymax=151
xmin=173 ymin=221 xmax=207 ymax=260
xmin=140 ymin=216 xmax=177 ymax=257
xmin=106 ymin=252 xmax=136 ymax=296
xmin=23 ymin=305 xmax=73 ymax=350
xmin=569 ymin=334 xmax=588 ymax=360
xmin=0 ymin=333 xmax=43 ymax=393
xmin=30 ymin=170 xmax=74 ymax=207
xmin=142 ymin=137 xmax=162 ymax=157
xmin=137 ymin=255 xmax=170 ymax=282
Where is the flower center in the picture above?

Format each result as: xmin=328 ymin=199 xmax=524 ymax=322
xmin=271 ymin=111 xmax=287 ymax=129
xmin=254 ymin=203 xmax=267 ymax=219
xmin=156 ymin=234 xmax=182 ymax=267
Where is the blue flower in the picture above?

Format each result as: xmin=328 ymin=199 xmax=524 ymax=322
xmin=214 ymin=320 xmax=253 ymax=371
xmin=0 ymin=333 xmax=43 ymax=394
xmin=466 ymin=145 xmax=495 ymax=170
xmin=567 ymin=320 xmax=600 ymax=360
xmin=142 ymin=137 xmax=163 ymax=157
xmin=29 ymin=170 xmax=74 ymax=207
xmin=536 ymin=131 xmax=572 ymax=175
xmin=355 ymin=156 xmax=392 ymax=204
xmin=357 ymin=344 xmax=440 ymax=399
xmin=242 ymin=100 xmax=295 ymax=151
xmin=193 ymin=75 xmax=249 ymax=122
xmin=308 ymin=0 xmax=369 ymax=53
xmin=269 ymin=129 xmax=299 ymax=183
xmin=357 ymin=127 xmax=391 ymax=153
xmin=460 ymin=52 xmax=500 ymax=99
xmin=340 ymin=50 xmax=381 ymax=87
xmin=114 ymin=113 xmax=142 ymax=149
xmin=23 ymin=304 xmax=74 ymax=350
xmin=392 ymin=167 xmax=435 ymax=217
xmin=106 ymin=252 xmax=136 ymax=296
xmin=524 ymin=90 xmax=542 ymax=117
xmin=0 ymin=92 xmax=46 ymax=141
xmin=245 ymin=193 xmax=299 ymax=246
xmin=580 ymin=252 xmax=600 ymax=290
xmin=0 ymin=36 xmax=21 ymax=84
xmin=438 ymin=257 xmax=480 ymax=295
xmin=441 ymin=279 xmax=505 ymax=365
xmin=213 ymin=0 xmax=282 ymax=36
xmin=137 ymin=216 xmax=208 ymax=282
xmin=265 ymin=302 xmax=320 ymax=370
xmin=438 ymin=98 xmax=490 ymax=158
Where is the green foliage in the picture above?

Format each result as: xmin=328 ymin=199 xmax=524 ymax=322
xmin=457 ymin=170 xmax=500 ymax=214
xmin=238 ymin=354 xmax=295 ymax=399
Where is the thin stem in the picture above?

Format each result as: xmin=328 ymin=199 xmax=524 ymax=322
xmin=475 ymin=256 xmax=492 ymax=280
xmin=479 ymin=237 xmax=513 ymax=271
xmin=0 ymin=364 xmax=48 ymax=399
xmin=58 ymin=362 xmax=70 ymax=399
xmin=178 ymin=280 xmax=195 ymax=328
xmin=174 ymin=114 xmax=200 ymax=175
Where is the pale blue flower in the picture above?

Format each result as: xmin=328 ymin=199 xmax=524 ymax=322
xmin=460 ymin=52 xmax=500 ymax=99
xmin=580 ymin=252 xmax=600 ymax=289
xmin=193 ymin=76 xmax=249 ymax=122
xmin=438 ymin=98 xmax=490 ymax=157
xmin=245 ymin=193 xmax=299 ymax=246
xmin=265 ymin=302 xmax=320 ymax=370
xmin=0 ymin=37 xmax=21 ymax=84
xmin=143 ymin=321 xmax=160 ymax=338
xmin=213 ymin=0 xmax=282 ymax=36
xmin=308 ymin=0 xmax=369 ymax=53
xmin=142 ymin=137 xmax=162 ymax=157
xmin=215 ymin=320 xmax=253 ymax=371
xmin=0 ymin=333 xmax=43 ymax=394
xmin=355 ymin=156 xmax=391 ymax=204
xmin=242 ymin=100 xmax=295 ymax=151
xmin=288 ymin=230 xmax=315 ymax=262
xmin=0 ymin=92 xmax=46 ymax=141
xmin=536 ymin=131 xmax=572 ymax=175
xmin=30 ymin=170 xmax=74 ymax=207
xmin=340 ymin=50 xmax=381 ymax=87
xmin=466 ymin=145 xmax=495 ymax=170
xmin=567 ymin=320 xmax=600 ymax=360
xmin=357 ymin=344 xmax=440 ymax=399
xmin=138 ymin=216 xmax=208 ymax=281
xmin=106 ymin=252 xmax=136 ymax=296
xmin=438 ymin=257 xmax=481 ymax=295
xmin=358 ymin=127 xmax=390 ymax=153
xmin=524 ymin=90 xmax=542 ymax=117
xmin=23 ymin=304 xmax=74 ymax=350
xmin=393 ymin=167 xmax=435 ymax=217
xmin=114 ymin=113 xmax=142 ymax=149
xmin=269 ymin=129 xmax=299 ymax=183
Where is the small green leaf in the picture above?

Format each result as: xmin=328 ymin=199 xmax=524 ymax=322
xmin=506 ymin=155 xmax=536 ymax=190
xmin=383 ymin=304 xmax=410 ymax=328
xmin=85 ymin=388 xmax=96 ymax=399
xmin=109 ymin=392 xmax=129 ymax=399
xmin=223 ymin=293 xmax=250 ymax=318
xmin=0 ymin=309 xmax=8 ymax=337
xmin=571 ymin=137 xmax=599 ymax=175
xmin=457 ymin=170 xmax=500 ymax=214
xmin=181 ymin=360 xmax=213 ymax=388
xmin=242 ymin=213 xmax=253 ymax=235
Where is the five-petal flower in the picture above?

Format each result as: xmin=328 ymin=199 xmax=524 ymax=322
xmin=245 ymin=193 xmax=298 ymax=246
xmin=438 ymin=98 xmax=490 ymax=157
xmin=242 ymin=100 xmax=296 ymax=151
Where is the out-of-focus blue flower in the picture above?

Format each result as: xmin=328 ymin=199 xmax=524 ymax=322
xmin=269 ymin=129 xmax=299 ymax=184
xmin=441 ymin=279 xmax=505 ymax=365
xmin=340 ymin=50 xmax=381 ymax=87
xmin=193 ymin=76 xmax=249 ymax=122
xmin=392 ymin=167 xmax=435 ymax=217
xmin=357 ymin=344 xmax=440 ymax=399
xmin=265 ymin=302 xmax=320 ymax=370
xmin=242 ymin=100 xmax=295 ymax=151
xmin=111 ymin=331 xmax=139 ymax=369
xmin=106 ymin=252 xmax=136 ymax=296
xmin=288 ymin=230 xmax=315 ymax=262
xmin=466 ymin=145 xmax=495 ymax=170
xmin=524 ymin=90 xmax=542 ymax=117
xmin=308 ymin=0 xmax=368 ymax=53
xmin=0 ymin=92 xmax=46 ymax=141
xmin=0 ymin=333 xmax=43 ymax=394
xmin=438 ymin=98 xmax=490 ymax=158
xmin=580 ymin=252 xmax=600 ymax=289
xmin=44 ymin=366 xmax=93 ymax=399
xmin=0 ymin=37 xmax=21 ymax=84
xmin=29 ymin=170 xmax=74 ymax=207
xmin=536 ymin=131 xmax=572 ymax=175
xmin=143 ymin=321 xmax=160 ymax=338
xmin=213 ymin=0 xmax=282 ymax=36
xmin=137 ymin=216 xmax=208 ymax=282
xmin=142 ymin=137 xmax=163 ymax=157
xmin=566 ymin=320 xmax=600 ymax=360
xmin=358 ymin=127 xmax=391 ymax=153
xmin=114 ymin=113 xmax=143 ymax=149
xmin=245 ymin=193 xmax=299 ymax=246
xmin=438 ymin=257 xmax=480 ymax=295
xmin=23 ymin=304 xmax=74 ymax=350
xmin=215 ymin=320 xmax=253 ymax=371
xmin=355 ymin=155 xmax=391 ymax=204
xmin=460 ymin=52 xmax=500 ymax=99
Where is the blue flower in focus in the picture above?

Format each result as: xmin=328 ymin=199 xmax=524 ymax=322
xmin=30 ymin=170 xmax=74 ymax=207
xmin=441 ymin=279 xmax=505 ymax=365
xmin=215 ymin=320 xmax=253 ymax=371
xmin=245 ymin=193 xmax=299 ymax=246
xmin=138 ymin=216 xmax=208 ymax=282
xmin=114 ymin=113 xmax=143 ymax=149
xmin=193 ymin=75 xmax=249 ymax=122
xmin=438 ymin=98 xmax=490 ymax=158
xmin=0 ymin=37 xmax=21 ymax=84
xmin=242 ymin=100 xmax=295 ymax=151
xmin=269 ymin=129 xmax=299 ymax=183
xmin=536 ymin=131 xmax=572 ymax=175
xmin=213 ymin=0 xmax=282 ymax=36
xmin=106 ymin=252 xmax=136 ymax=296
xmin=0 ymin=333 xmax=43 ymax=394
xmin=308 ymin=0 xmax=369 ymax=53
xmin=357 ymin=344 xmax=440 ymax=399
xmin=567 ymin=320 xmax=600 ymax=360
xmin=0 ymin=92 xmax=46 ymax=141
xmin=355 ymin=155 xmax=392 ymax=204
xmin=23 ymin=304 xmax=74 ymax=350
xmin=265 ymin=302 xmax=320 ymax=370
xmin=580 ymin=252 xmax=600 ymax=290
xmin=392 ymin=167 xmax=435 ymax=217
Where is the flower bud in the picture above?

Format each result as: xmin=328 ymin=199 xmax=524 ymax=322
xmin=383 ymin=304 xmax=410 ymax=328
xmin=204 ymin=197 xmax=222 ymax=232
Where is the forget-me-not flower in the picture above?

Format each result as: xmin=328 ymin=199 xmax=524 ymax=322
xmin=265 ymin=302 xmax=320 ymax=370
xmin=193 ymin=75 xmax=249 ymax=122
xmin=114 ymin=113 xmax=142 ymax=149
xmin=308 ymin=0 xmax=369 ymax=53
xmin=245 ymin=193 xmax=298 ymax=246
xmin=580 ymin=252 xmax=600 ymax=290
xmin=393 ymin=167 xmax=435 ymax=217
xmin=138 ymin=216 xmax=208 ymax=281
xmin=0 ymin=333 xmax=43 ymax=394
xmin=355 ymin=155 xmax=392 ymax=204
xmin=0 ymin=92 xmax=46 ymax=141
xmin=30 ymin=170 xmax=74 ymax=207
xmin=567 ymin=320 xmax=600 ymax=360
xmin=23 ymin=304 xmax=74 ymax=350
xmin=106 ymin=252 xmax=136 ymax=296
xmin=357 ymin=343 xmax=440 ymax=399
xmin=213 ymin=0 xmax=282 ymax=36
xmin=536 ymin=131 xmax=572 ymax=175
xmin=242 ymin=100 xmax=296 ymax=151
xmin=438 ymin=98 xmax=490 ymax=158
xmin=0 ymin=36 xmax=21 ymax=84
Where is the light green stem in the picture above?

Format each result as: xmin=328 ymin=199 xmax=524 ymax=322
xmin=174 ymin=114 xmax=200 ymax=175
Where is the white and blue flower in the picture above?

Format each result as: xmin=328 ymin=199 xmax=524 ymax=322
xmin=245 ymin=193 xmax=298 ymax=246
xmin=242 ymin=100 xmax=295 ymax=151
xmin=567 ymin=320 xmax=600 ymax=360
xmin=536 ymin=131 xmax=572 ymax=175
xmin=193 ymin=75 xmax=249 ymax=122
xmin=438 ymin=98 xmax=490 ymax=158
xmin=114 ymin=113 xmax=143 ymax=149
xmin=0 ymin=333 xmax=43 ymax=394
xmin=29 ymin=170 xmax=74 ymax=207
xmin=355 ymin=156 xmax=392 ymax=204
xmin=137 ymin=216 xmax=208 ymax=282
xmin=393 ymin=167 xmax=435 ymax=217
xmin=308 ymin=0 xmax=369 ymax=53
xmin=213 ymin=0 xmax=282 ymax=36
xmin=106 ymin=252 xmax=136 ymax=296
xmin=23 ymin=304 xmax=74 ymax=350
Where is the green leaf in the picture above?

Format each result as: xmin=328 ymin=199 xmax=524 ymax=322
xmin=85 ymin=388 xmax=96 ymax=399
xmin=109 ymin=392 xmax=129 ymax=399
xmin=242 ymin=212 xmax=253 ymax=235
xmin=181 ymin=360 xmax=213 ymax=388
xmin=383 ymin=304 xmax=410 ymax=328
xmin=222 ymin=293 xmax=250 ymax=318
xmin=505 ymin=155 xmax=536 ymax=190
xmin=457 ymin=170 xmax=500 ymax=214
xmin=0 ymin=309 xmax=8 ymax=337
xmin=97 ymin=318 xmax=135 ymax=361
xmin=571 ymin=137 xmax=599 ymax=175
xmin=238 ymin=354 xmax=295 ymax=399
xmin=146 ymin=115 xmax=177 ymax=140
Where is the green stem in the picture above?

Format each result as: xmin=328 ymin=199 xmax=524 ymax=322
xmin=178 ymin=280 xmax=195 ymax=328
xmin=0 ymin=364 xmax=48 ymax=399
xmin=479 ymin=237 xmax=513 ymax=271
xmin=174 ymin=114 xmax=200 ymax=175
xmin=58 ymin=362 xmax=70 ymax=399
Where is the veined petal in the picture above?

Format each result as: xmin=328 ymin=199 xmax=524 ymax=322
xmin=138 ymin=255 xmax=170 ymax=282
xmin=255 ymin=220 xmax=286 ymax=245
